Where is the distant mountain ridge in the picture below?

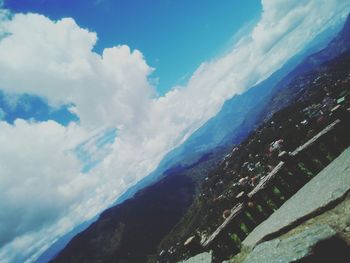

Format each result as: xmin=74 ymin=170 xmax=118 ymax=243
xmin=138 ymin=16 xmax=345 ymax=185
xmin=220 ymin=14 xmax=350 ymax=146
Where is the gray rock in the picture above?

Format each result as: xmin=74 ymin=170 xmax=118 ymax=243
xmin=180 ymin=251 xmax=212 ymax=263
xmin=243 ymin=224 xmax=337 ymax=263
xmin=243 ymin=147 xmax=350 ymax=247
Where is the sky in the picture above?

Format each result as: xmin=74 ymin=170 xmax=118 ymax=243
xmin=0 ymin=0 xmax=350 ymax=262
xmin=3 ymin=0 xmax=262 ymax=95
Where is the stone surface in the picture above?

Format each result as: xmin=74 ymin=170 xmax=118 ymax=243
xmin=243 ymin=147 xmax=350 ymax=247
xmin=180 ymin=251 xmax=212 ymax=263
xmin=229 ymin=192 xmax=350 ymax=263
xmin=243 ymin=224 xmax=337 ymax=263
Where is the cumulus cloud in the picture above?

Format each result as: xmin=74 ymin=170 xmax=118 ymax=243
xmin=0 ymin=120 xmax=93 ymax=260
xmin=0 ymin=0 xmax=349 ymax=262
xmin=0 ymin=14 xmax=154 ymax=128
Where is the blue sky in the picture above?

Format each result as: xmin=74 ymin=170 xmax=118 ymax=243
xmin=0 ymin=1 xmax=350 ymax=262
xmin=4 ymin=0 xmax=261 ymax=95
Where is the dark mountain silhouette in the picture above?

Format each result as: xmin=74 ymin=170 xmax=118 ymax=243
xmin=52 ymin=174 xmax=195 ymax=263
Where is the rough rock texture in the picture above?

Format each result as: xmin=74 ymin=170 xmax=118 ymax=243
xmin=230 ymin=190 xmax=350 ymax=263
xmin=243 ymin=224 xmax=339 ymax=263
xmin=243 ymin=147 xmax=350 ymax=247
xmin=180 ymin=251 xmax=212 ymax=263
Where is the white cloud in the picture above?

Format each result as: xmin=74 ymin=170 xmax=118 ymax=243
xmin=0 ymin=14 xmax=155 ymax=129
xmin=0 ymin=0 xmax=349 ymax=262
xmin=0 ymin=120 xmax=95 ymax=261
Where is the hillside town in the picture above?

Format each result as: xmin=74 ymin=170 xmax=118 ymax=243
xmin=156 ymin=51 xmax=350 ymax=263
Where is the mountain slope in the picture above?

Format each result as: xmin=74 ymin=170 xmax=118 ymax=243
xmin=50 ymin=147 xmax=232 ymax=263
xmin=52 ymin=174 xmax=195 ymax=263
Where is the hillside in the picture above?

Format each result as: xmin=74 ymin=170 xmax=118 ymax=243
xmin=51 ymin=174 xmax=194 ymax=263
xmin=50 ymin=147 xmax=227 ymax=263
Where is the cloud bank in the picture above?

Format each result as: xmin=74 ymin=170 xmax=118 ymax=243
xmin=0 ymin=0 xmax=349 ymax=262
